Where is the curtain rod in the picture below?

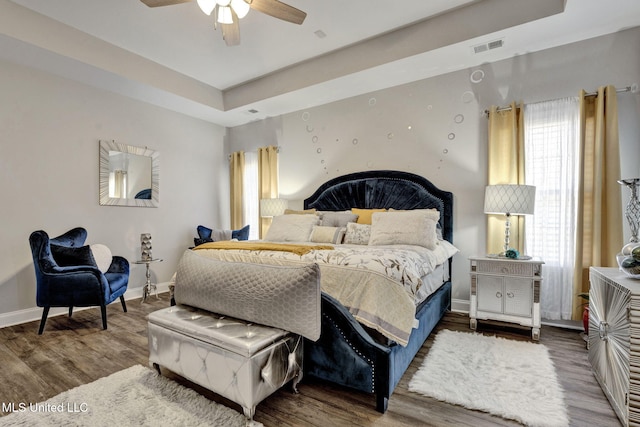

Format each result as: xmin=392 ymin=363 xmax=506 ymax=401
xmin=483 ymin=85 xmax=634 ymax=116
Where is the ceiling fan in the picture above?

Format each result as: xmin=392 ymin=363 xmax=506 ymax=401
xmin=140 ymin=0 xmax=307 ymax=46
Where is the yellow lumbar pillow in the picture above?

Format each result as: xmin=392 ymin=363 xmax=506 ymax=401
xmin=351 ymin=208 xmax=387 ymax=225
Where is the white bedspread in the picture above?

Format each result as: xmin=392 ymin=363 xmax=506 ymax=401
xmin=187 ymin=240 xmax=458 ymax=346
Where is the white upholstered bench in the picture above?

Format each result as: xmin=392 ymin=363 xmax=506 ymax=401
xmin=148 ymin=250 xmax=321 ymax=424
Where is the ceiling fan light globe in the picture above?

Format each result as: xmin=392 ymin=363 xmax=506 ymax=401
xmin=216 ymin=0 xmax=231 ymax=6
xmin=217 ymin=6 xmax=234 ymax=24
xmin=196 ymin=0 xmax=216 ymax=15
xmin=230 ymin=0 xmax=250 ymax=18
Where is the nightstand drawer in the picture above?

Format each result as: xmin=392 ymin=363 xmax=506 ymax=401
xmin=476 ymin=260 xmax=536 ymax=277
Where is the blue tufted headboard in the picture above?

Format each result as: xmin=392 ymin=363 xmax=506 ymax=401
xmin=304 ymin=170 xmax=453 ymax=243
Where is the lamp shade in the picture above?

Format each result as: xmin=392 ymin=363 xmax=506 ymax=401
xmin=484 ymin=185 xmax=536 ymax=215
xmin=260 ymin=198 xmax=288 ymax=217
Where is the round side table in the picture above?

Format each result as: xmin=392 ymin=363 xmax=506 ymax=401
xmin=133 ymin=258 xmax=163 ymax=303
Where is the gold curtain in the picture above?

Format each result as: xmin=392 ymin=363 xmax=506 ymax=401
xmin=486 ymin=102 xmax=526 ymax=254
xmin=572 ymin=85 xmax=623 ymax=318
xmin=258 ymin=146 xmax=279 ymax=238
xmin=229 ymin=151 xmax=245 ymax=230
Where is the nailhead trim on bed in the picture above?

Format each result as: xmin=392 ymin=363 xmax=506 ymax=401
xmin=323 ymin=312 xmax=377 ymax=393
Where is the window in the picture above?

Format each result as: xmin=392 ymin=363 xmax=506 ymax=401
xmin=524 ymin=97 xmax=580 ymax=320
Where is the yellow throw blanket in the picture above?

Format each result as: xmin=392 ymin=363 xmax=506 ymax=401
xmin=194 ymin=241 xmax=334 ymax=256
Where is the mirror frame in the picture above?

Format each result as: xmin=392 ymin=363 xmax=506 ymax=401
xmin=99 ymin=140 xmax=159 ymax=207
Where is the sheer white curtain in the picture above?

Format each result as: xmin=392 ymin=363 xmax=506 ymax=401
xmin=524 ymin=97 xmax=580 ymax=320
xmin=243 ymin=151 xmax=260 ymax=240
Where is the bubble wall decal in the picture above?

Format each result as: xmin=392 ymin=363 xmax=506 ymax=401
xmin=470 ymin=69 xmax=485 ymax=83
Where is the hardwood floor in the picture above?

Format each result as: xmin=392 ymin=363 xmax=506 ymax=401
xmin=0 ymin=293 xmax=620 ymax=426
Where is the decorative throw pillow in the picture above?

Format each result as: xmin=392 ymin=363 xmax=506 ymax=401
xmin=89 ymin=244 xmax=113 ymax=272
xmin=231 ymin=225 xmax=250 ymax=241
xmin=264 ymin=214 xmax=320 ymax=242
xmin=351 ymin=208 xmax=387 ymax=225
xmin=309 ymin=226 xmax=346 ymax=244
xmin=369 ymin=209 xmax=440 ymax=249
xmin=196 ymin=224 xmax=250 ymax=243
xmin=194 ymin=237 xmax=213 ymax=247
xmin=388 ymin=208 xmax=444 ymax=240
xmin=343 ymin=222 xmax=372 ymax=245
xmin=50 ymin=244 xmax=97 ymax=268
xmin=319 ymin=211 xmax=359 ymax=227
xmin=284 ymin=208 xmax=317 ymax=215
xmin=197 ymin=225 xmax=213 ymax=239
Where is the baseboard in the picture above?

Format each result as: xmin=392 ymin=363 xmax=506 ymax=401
xmin=451 ymin=298 xmax=470 ymax=313
xmin=0 ymin=282 xmax=171 ymax=330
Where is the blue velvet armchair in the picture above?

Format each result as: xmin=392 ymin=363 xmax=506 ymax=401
xmin=28 ymin=227 xmax=129 ymax=334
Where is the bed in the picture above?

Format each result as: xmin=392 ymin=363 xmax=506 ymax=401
xmin=180 ymin=170 xmax=455 ymax=413
xmin=301 ymin=170 xmax=454 ymax=412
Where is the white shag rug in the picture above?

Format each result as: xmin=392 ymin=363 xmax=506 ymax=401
xmin=408 ymin=330 xmax=569 ymax=427
xmin=0 ymin=365 xmax=247 ymax=427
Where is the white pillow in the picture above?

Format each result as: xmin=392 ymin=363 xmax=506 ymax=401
xmin=310 ymin=226 xmax=346 ymax=244
xmin=264 ymin=214 xmax=320 ymax=242
xmin=369 ymin=209 xmax=440 ymax=249
xmin=319 ymin=211 xmax=359 ymax=227
xmin=90 ymin=244 xmax=112 ymax=273
xmin=343 ymin=222 xmax=371 ymax=245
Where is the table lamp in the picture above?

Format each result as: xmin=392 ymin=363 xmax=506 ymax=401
xmin=260 ymin=198 xmax=288 ymax=217
xmin=484 ymin=184 xmax=536 ymax=255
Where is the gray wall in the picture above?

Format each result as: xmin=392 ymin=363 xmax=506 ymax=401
xmin=0 ymin=59 xmax=228 ymax=324
xmin=229 ymin=28 xmax=640 ymax=310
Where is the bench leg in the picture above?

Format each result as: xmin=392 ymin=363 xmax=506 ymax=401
xmin=242 ymin=406 xmax=255 ymax=421
xmin=292 ymin=369 xmax=303 ymax=394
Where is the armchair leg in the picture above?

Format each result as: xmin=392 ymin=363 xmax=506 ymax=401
xmin=38 ymin=307 xmax=50 ymax=335
xmin=120 ymin=296 xmax=127 ymax=313
xmin=69 ymin=307 xmax=73 ymax=317
xmin=100 ymin=305 xmax=107 ymax=330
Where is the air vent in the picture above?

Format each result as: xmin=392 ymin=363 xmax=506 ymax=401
xmin=247 ymin=109 xmax=259 ymax=114
xmin=472 ymin=38 xmax=505 ymax=54
xmin=488 ymin=39 xmax=504 ymax=50
xmin=473 ymin=44 xmax=488 ymax=54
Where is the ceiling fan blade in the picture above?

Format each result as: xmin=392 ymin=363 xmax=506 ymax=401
xmin=248 ymin=0 xmax=306 ymax=25
xmin=139 ymin=0 xmax=192 ymax=7
xmin=222 ymin=17 xmax=241 ymax=46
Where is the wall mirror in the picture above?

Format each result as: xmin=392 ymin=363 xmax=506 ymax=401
xmin=99 ymin=140 xmax=159 ymax=207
